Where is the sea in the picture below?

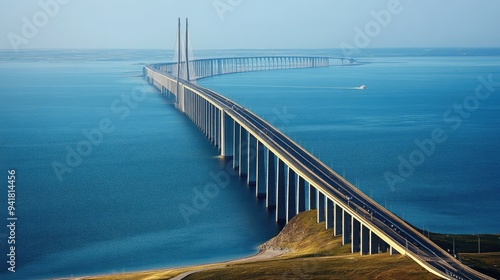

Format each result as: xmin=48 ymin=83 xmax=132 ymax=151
xmin=0 ymin=48 xmax=499 ymax=279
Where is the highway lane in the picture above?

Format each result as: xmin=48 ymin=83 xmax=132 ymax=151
xmin=160 ymin=75 xmax=491 ymax=280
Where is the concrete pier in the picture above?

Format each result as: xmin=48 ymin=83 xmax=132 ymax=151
xmin=255 ymin=141 xmax=266 ymax=198
xmin=361 ymin=224 xmax=370 ymax=255
xmin=334 ymin=203 xmax=342 ymax=236
xmin=247 ymin=134 xmax=257 ymax=185
xmin=351 ymin=217 xmax=361 ymax=253
xmin=233 ymin=122 xmax=240 ymax=170
xmin=326 ymin=199 xmax=334 ymax=230
xmin=286 ymin=167 xmax=297 ymax=222
xmin=239 ymin=128 xmax=248 ymax=177
xmin=317 ymin=191 xmax=325 ymax=223
xmin=297 ymin=177 xmax=306 ymax=213
xmin=370 ymin=231 xmax=380 ymax=255
xmin=276 ymin=159 xmax=286 ymax=222
xmin=309 ymin=184 xmax=317 ymax=210
xmin=266 ymin=149 xmax=276 ymax=208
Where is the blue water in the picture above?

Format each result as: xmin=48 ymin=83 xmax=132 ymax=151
xmin=0 ymin=49 xmax=499 ymax=279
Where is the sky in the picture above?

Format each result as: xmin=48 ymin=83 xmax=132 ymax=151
xmin=1 ymin=0 xmax=500 ymax=50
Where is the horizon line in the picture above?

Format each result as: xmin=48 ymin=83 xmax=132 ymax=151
xmin=2 ymin=46 xmax=500 ymax=51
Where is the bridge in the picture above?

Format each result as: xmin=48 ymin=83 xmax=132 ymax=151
xmin=143 ymin=19 xmax=493 ymax=280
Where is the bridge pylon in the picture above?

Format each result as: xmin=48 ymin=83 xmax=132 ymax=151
xmin=173 ymin=18 xmax=195 ymax=82
xmin=174 ymin=18 xmax=196 ymax=110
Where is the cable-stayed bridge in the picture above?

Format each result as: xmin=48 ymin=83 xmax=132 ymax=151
xmin=143 ymin=18 xmax=493 ymax=280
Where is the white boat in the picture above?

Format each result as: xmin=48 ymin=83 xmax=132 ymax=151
xmin=358 ymin=85 xmax=367 ymax=90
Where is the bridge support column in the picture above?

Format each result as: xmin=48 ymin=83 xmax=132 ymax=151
xmin=199 ymin=96 xmax=203 ymax=129
xmin=222 ymin=111 xmax=233 ymax=157
xmin=193 ymin=94 xmax=198 ymax=117
xmin=208 ymin=104 xmax=213 ymax=140
xmin=308 ymin=184 xmax=317 ymax=210
xmin=266 ymin=150 xmax=276 ymax=208
xmin=326 ymin=198 xmax=334 ymax=230
xmin=247 ymin=134 xmax=257 ymax=186
xmin=255 ymin=141 xmax=266 ymax=198
xmin=351 ymin=217 xmax=361 ymax=253
xmin=187 ymin=90 xmax=192 ymax=117
xmin=286 ymin=167 xmax=297 ymax=222
xmin=211 ymin=106 xmax=216 ymax=145
xmin=219 ymin=110 xmax=226 ymax=157
xmin=276 ymin=159 xmax=286 ymax=223
xmin=217 ymin=108 xmax=222 ymax=150
xmin=232 ymin=121 xmax=240 ymax=170
xmin=239 ymin=128 xmax=248 ymax=177
xmin=296 ymin=176 xmax=306 ymax=213
xmin=177 ymin=86 xmax=185 ymax=113
xmin=342 ymin=210 xmax=351 ymax=245
xmin=208 ymin=104 xmax=213 ymax=142
xmin=361 ymin=224 xmax=370 ymax=255
xmin=202 ymin=100 xmax=207 ymax=136
xmin=317 ymin=191 xmax=325 ymax=223
xmin=334 ymin=203 xmax=342 ymax=236
xmin=196 ymin=96 xmax=200 ymax=128
xmin=390 ymin=246 xmax=400 ymax=255
xmin=214 ymin=107 xmax=220 ymax=149
xmin=370 ymin=231 xmax=380 ymax=255
xmin=215 ymin=108 xmax=220 ymax=148
xmin=198 ymin=97 xmax=203 ymax=132
xmin=207 ymin=103 xmax=211 ymax=139
xmin=189 ymin=91 xmax=195 ymax=121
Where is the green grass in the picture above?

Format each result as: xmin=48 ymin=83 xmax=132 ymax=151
xmin=184 ymin=255 xmax=439 ymax=280
xmin=427 ymin=232 xmax=500 ymax=253
xmin=460 ymin=253 xmax=500 ymax=279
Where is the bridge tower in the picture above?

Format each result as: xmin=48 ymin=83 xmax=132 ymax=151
xmin=175 ymin=18 xmax=181 ymax=106
xmin=174 ymin=18 xmax=195 ymax=111
xmin=185 ymin=18 xmax=190 ymax=81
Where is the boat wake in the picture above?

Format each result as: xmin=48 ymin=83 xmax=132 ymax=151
xmin=208 ymin=84 xmax=366 ymax=90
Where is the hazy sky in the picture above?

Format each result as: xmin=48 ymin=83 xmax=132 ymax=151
xmin=1 ymin=0 xmax=499 ymax=50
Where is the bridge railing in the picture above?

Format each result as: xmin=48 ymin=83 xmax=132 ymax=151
xmin=149 ymin=56 xmax=331 ymax=81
